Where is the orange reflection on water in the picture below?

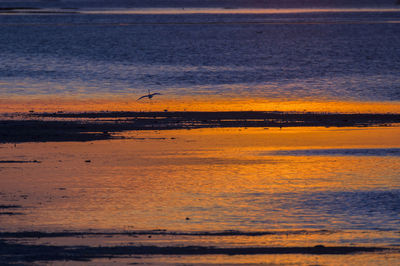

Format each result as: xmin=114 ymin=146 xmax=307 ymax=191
xmin=0 ymin=126 xmax=399 ymax=232
xmin=81 ymin=8 xmax=400 ymax=15
xmin=1 ymin=96 xmax=400 ymax=114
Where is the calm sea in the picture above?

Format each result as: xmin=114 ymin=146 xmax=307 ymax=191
xmin=1 ymin=127 xmax=400 ymax=263
xmin=0 ymin=5 xmax=400 ymax=112
xmin=1 ymin=5 xmax=400 ymax=263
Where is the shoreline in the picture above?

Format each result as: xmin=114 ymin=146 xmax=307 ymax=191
xmin=1 ymin=113 xmax=399 ymax=264
xmin=0 ymin=241 xmax=392 ymax=263
xmin=1 ymin=111 xmax=400 ymax=143
xmin=0 ymin=230 xmax=397 ymax=264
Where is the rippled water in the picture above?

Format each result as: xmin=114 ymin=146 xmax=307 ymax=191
xmin=1 ymin=4 xmax=400 ymax=264
xmin=268 ymin=148 xmax=400 ymax=156
xmin=1 ymin=8 xmax=400 ymax=107
xmin=1 ymin=127 xmax=399 ymax=237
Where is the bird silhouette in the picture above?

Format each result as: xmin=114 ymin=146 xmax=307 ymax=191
xmin=137 ymin=89 xmax=162 ymax=101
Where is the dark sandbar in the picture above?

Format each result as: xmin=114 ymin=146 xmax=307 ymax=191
xmin=0 ymin=230 xmax=394 ymax=263
xmin=1 ymin=111 xmax=399 ymax=143
xmin=0 ymin=205 xmax=23 ymax=216
xmin=0 ymin=229 xmax=333 ymax=238
xmin=0 ymin=238 xmax=392 ymax=263
xmin=0 ymin=205 xmax=21 ymax=209
xmin=0 ymin=160 xmax=41 ymax=163
xmin=0 ymin=212 xmax=23 ymax=216
xmin=0 ymin=7 xmax=78 ymax=14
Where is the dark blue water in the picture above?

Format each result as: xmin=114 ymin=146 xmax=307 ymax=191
xmin=1 ymin=8 xmax=400 ymax=102
xmin=0 ymin=0 xmax=398 ymax=9
xmin=210 ymin=190 xmax=400 ymax=230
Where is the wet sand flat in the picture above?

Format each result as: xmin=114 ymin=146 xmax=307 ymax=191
xmin=0 ymin=237 xmax=393 ymax=264
xmin=1 ymin=111 xmax=399 ymax=143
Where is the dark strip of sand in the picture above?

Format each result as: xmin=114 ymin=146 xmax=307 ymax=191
xmin=0 ymin=160 xmax=41 ymax=163
xmin=0 ymin=212 xmax=23 ymax=216
xmin=0 ymin=205 xmax=21 ymax=209
xmin=1 ymin=111 xmax=399 ymax=143
xmin=0 ymin=7 xmax=78 ymax=14
xmin=0 ymin=239 xmax=392 ymax=263
xmin=0 ymin=205 xmax=23 ymax=216
xmin=0 ymin=229 xmax=333 ymax=238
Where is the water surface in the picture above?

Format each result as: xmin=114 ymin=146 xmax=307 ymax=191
xmin=1 ymin=8 xmax=399 ymax=112
xmin=1 ymin=126 xmax=399 ymax=234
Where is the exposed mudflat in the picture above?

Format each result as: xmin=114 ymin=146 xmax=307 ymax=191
xmin=1 ymin=111 xmax=399 ymax=143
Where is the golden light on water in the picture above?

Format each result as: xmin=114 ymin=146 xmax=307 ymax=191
xmin=1 ymin=6 xmax=400 ymax=265
xmin=1 ymin=96 xmax=400 ymax=113
xmin=81 ymin=8 xmax=400 ymax=15
xmin=1 ymin=126 xmax=399 ymax=232
xmin=1 ymin=123 xmax=399 ymax=264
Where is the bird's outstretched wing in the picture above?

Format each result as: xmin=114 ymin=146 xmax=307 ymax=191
xmin=137 ymin=95 xmax=148 ymax=101
xmin=137 ymin=92 xmax=162 ymax=100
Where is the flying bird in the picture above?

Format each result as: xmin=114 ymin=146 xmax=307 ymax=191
xmin=137 ymin=90 xmax=162 ymax=101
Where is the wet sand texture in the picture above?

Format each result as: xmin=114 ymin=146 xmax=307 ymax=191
xmin=0 ymin=239 xmax=390 ymax=263
xmin=1 ymin=111 xmax=399 ymax=143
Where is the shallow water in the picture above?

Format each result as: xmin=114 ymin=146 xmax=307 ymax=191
xmin=0 ymin=127 xmax=399 ymax=235
xmin=1 ymin=8 xmax=400 ymax=112
xmin=0 ymin=127 xmax=399 ymax=264
xmin=1 ymin=4 xmax=400 ymax=264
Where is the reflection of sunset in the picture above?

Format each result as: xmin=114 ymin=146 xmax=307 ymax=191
xmin=1 ymin=3 xmax=400 ymax=264
xmin=1 ymin=127 xmax=399 ymax=232
xmin=81 ymin=8 xmax=400 ymax=15
xmin=1 ymin=96 xmax=399 ymax=114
